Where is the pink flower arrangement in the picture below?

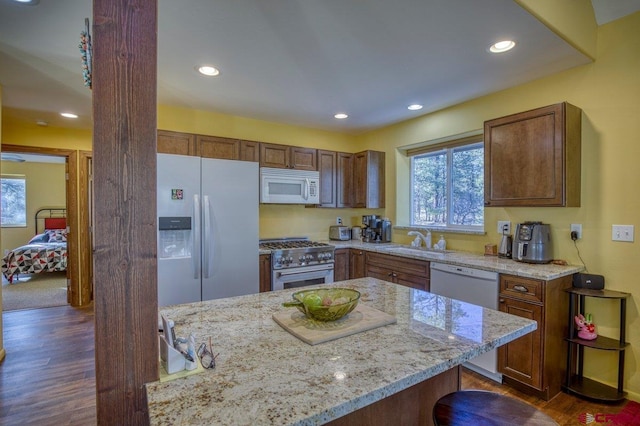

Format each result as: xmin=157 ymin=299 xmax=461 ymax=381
xmin=575 ymin=313 xmax=597 ymax=340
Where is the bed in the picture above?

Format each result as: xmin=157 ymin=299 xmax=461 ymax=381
xmin=1 ymin=207 xmax=68 ymax=283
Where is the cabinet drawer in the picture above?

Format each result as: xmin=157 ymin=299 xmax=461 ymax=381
xmin=365 ymin=252 xmax=429 ymax=278
xmin=500 ymin=275 xmax=543 ymax=303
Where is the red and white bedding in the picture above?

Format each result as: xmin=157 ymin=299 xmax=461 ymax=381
xmin=1 ymin=229 xmax=68 ymax=283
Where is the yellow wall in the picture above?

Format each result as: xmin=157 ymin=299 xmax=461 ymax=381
xmin=359 ymin=12 xmax=640 ymax=399
xmin=1 ymin=161 xmax=66 ymax=254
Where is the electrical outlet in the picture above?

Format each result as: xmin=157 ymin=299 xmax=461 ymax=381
xmin=612 ymin=225 xmax=634 ymax=242
xmin=336 ymin=217 xmax=342 ymax=225
xmin=497 ymin=221 xmax=511 ymax=234
xmin=570 ymin=224 xmax=582 ymax=239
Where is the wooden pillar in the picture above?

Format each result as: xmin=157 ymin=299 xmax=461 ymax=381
xmin=92 ymin=0 xmax=158 ymax=424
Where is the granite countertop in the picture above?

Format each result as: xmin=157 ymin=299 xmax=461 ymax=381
xmin=319 ymin=240 xmax=583 ymax=280
xmin=146 ymin=278 xmax=536 ymax=425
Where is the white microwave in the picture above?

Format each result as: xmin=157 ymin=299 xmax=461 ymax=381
xmin=260 ymin=167 xmax=320 ymax=204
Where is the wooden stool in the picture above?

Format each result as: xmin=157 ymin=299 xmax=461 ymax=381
xmin=433 ymin=390 xmax=558 ymax=425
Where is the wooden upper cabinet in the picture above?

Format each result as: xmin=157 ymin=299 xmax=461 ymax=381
xmin=484 ymin=102 xmax=581 ymax=207
xmin=157 ymin=130 xmax=197 ymax=156
xmin=240 ymin=140 xmax=260 ymax=162
xmin=318 ymin=150 xmax=354 ymax=208
xmin=198 ymin=135 xmax=241 ymax=160
xmin=353 ymin=150 xmax=385 ymax=208
xmin=260 ymin=142 xmax=317 ymax=170
xmin=318 ymin=150 xmax=337 ymax=207
xmin=337 ymin=152 xmax=354 ymax=208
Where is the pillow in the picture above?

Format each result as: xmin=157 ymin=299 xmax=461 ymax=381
xmin=46 ymin=229 xmax=67 ymax=242
xmin=28 ymin=233 xmax=50 ymax=244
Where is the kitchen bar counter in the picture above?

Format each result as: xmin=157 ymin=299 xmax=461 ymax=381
xmin=324 ymin=240 xmax=583 ymax=280
xmin=146 ymin=278 xmax=536 ymax=425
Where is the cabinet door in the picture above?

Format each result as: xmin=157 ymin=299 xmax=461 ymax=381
xmin=353 ymin=151 xmax=385 ymax=208
xmin=365 ymin=264 xmax=396 ymax=283
xmin=349 ymin=249 xmax=366 ymax=278
xmin=198 ymin=135 xmax=240 ymax=160
xmin=290 ymin=147 xmax=317 ymax=170
xmin=240 ymin=140 xmax=260 ymax=162
xmin=259 ymin=254 xmax=272 ymax=293
xmin=318 ymin=150 xmax=337 ymax=207
xmin=337 ymin=152 xmax=353 ymax=208
xmin=498 ymin=297 xmax=543 ymax=389
xmin=260 ymin=143 xmax=289 ymax=168
xmin=484 ymin=102 xmax=581 ymax=207
xmin=333 ymin=249 xmax=349 ymax=282
xmin=157 ymin=130 xmax=196 ymax=155
xmin=394 ymin=272 xmax=428 ymax=291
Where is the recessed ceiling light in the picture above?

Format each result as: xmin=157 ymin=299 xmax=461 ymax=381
xmin=60 ymin=112 xmax=78 ymax=119
xmin=334 ymin=113 xmax=348 ymax=119
xmin=13 ymin=0 xmax=39 ymax=4
xmin=197 ymin=65 xmax=220 ymax=76
xmin=489 ymin=40 xmax=516 ymax=53
xmin=407 ymin=104 xmax=423 ymax=111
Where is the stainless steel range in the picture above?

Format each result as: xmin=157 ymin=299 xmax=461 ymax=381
xmin=259 ymin=237 xmax=334 ymax=291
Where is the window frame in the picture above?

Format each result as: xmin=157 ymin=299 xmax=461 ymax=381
xmin=1 ymin=174 xmax=28 ymax=228
xmin=409 ymin=139 xmax=484 ymax=232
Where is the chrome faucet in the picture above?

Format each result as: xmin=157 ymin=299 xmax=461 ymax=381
xmin=407 ymin=230 xmax=430 ymax=248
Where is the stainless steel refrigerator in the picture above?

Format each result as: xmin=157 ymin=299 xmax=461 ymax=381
xmin=157 ymin=153 xmax=259 ymax=306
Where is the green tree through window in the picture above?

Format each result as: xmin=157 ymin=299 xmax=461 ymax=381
xmin=1 ymin=176 xmax=27 ymax=227
xmin=411 ymin=142 xmax=483 ymax=229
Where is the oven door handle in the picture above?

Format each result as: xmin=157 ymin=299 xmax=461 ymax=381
xmin=276 ymin=263 xmax=333 ymax=275
xmin=275 ymin=265 xmax=332 ymax=279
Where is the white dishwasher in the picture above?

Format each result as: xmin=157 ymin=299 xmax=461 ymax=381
xmin=430 ymin=262 xmax=501 ymax=382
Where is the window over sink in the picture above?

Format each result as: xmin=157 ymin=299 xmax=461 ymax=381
xmin=408 ymin=136 xmax=484 ymax=231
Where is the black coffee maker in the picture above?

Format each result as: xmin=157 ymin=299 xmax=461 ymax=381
xmin=362 ymin=215 xmax=392 ymax=243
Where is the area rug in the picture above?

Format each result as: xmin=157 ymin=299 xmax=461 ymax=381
xmin=1 ymin=272 xmax=67 ymax=311
xmin=612 ymin=400 xmax=640 ymax=425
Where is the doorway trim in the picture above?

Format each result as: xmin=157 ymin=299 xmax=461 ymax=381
xmin=1 ymin=144 xmax=84 ymax=306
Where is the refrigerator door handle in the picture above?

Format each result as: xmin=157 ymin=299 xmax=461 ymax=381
xmin=203 ymin=195 xmax=213 ymax=278
xmin=193 ymin=194 xmax=201 ymax=279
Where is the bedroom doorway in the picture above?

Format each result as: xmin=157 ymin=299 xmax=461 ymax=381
xmin=1 ymin=144 xmax=86 ymax=309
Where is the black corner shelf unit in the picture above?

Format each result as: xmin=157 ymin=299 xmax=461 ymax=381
xmin=563 ymin=288 xmax=630 ymax=402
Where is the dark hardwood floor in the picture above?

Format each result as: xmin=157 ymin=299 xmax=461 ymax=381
xmin=0 ymin=305 xmax=629 ymax=425
xmin=1 ymin=305 xmax=96 ymax=426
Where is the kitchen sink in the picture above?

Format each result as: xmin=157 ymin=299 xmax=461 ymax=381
xmin=382 ymin=246 xmax=452 ymax=256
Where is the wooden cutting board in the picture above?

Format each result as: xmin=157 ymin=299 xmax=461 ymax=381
xmin=272 ymin=303 xmax=396 ymax=345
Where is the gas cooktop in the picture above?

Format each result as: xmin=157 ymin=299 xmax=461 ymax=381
xmin=259 ymin=238 xmax=334 ymax=269
xmin=259 ymin=238 xmax=332 ymax=250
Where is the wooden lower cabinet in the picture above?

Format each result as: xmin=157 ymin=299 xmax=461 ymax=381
xmin=364 ymin=252 xmax=429 ymax=291
xmin=334 ymin=249 xmax=350 ymax=282
xmin=350 ymin=249 xmax=366 ymax=279
xmin=259 ymin=254 xmax=271 ymax=293
xmin=497 ymin=274 xmax=572 ymax=400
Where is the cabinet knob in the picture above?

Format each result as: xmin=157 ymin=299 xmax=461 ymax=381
xmin=499 ymin=298 xmax=505 ymax=303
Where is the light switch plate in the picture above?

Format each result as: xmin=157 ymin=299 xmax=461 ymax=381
xmin=612 ymin=225 xmax=634 ymax=242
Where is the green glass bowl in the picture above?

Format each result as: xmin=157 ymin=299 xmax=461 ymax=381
xmin=282 ymin=287 xmax=360 ymax=322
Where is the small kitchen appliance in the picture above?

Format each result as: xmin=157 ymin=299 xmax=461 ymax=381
xmin=361 ymin=215 xmax=392 ymax=243
xmin=329 ymin=225 xmax=351 ymax=241
xmin=512 ymin=222 xmax=553 ymax=264
xmin=259 ymin=167 xmax=320 ymax=205
xmin=351 ymin=226 xmax=362 ymax=240
xmin=498 ymin=224 xmax=512 ymax=258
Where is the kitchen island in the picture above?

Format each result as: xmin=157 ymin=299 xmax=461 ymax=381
xmin=146 ymin=278 xmax=536 ymax=425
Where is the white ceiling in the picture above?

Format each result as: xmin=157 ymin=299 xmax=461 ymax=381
xmin=0 ymin=0 xmax=638 ymax=134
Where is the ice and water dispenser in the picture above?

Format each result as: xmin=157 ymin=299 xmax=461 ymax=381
xmin=158 ymin=217 xmax=192 ymax=259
